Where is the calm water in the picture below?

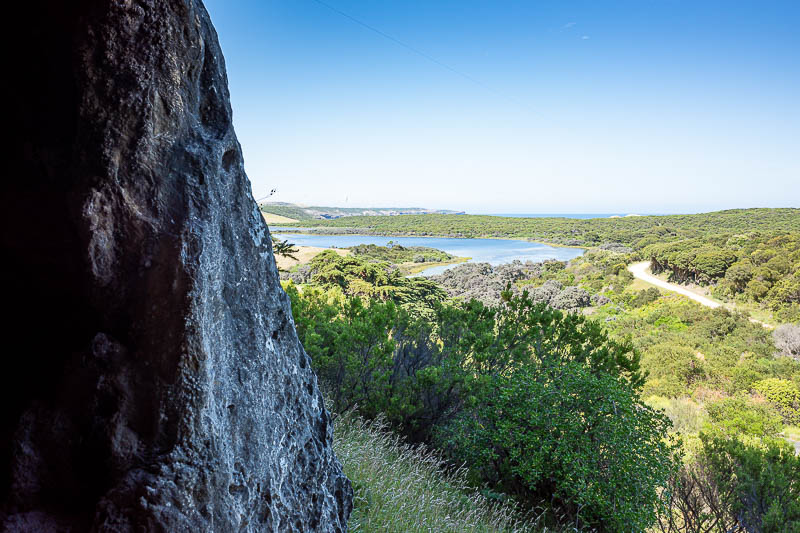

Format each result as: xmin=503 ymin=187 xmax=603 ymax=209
xmin=272 ymin=233 xmax=585 ymax=276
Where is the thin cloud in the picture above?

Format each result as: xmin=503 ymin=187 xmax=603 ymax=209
xmin=563 ymin=22 xmax=576 ymax=29
xmin=582 ymin=35 xmax=590 ymax=40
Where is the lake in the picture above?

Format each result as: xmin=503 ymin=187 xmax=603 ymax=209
xmin=271 ymin=232 xmax=585 ymax=276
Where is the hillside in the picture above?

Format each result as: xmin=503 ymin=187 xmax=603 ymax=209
xmin=279 ymin=208 xmax=800 ymax=247
xmin=260 ymin=201 xmax=463 ymax=221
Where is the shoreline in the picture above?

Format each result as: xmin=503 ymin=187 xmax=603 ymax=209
xmin=271 ymin=228 xmax=590 ymax=251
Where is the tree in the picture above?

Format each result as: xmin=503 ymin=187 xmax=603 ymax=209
xmin=753 ymin=378 xmax=800 ymax=424
xmin=271 ymin=235 xmax=299 ymax=263
xmin=437 ymin=290 xmax=668 ymax=531
xmin=702 ymin=435 xmax=800 ymax=533
xmin=442 ymin=363 xmax=677 ymax=531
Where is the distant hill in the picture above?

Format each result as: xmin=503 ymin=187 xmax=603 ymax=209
xmin=259 ymin=202 xmax=463 ymax=221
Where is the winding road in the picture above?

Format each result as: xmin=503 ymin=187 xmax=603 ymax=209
xmin=627 ymin=261 xmax=772 ymax=328
xmin=627 ymin=262 xmax=721 ymax=308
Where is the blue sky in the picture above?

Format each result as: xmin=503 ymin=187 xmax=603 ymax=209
xmin=204 ymin=0 xmax=799 ymax=214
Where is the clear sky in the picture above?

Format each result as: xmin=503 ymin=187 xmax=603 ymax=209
xmin=204 ymin=0 xmax=799 ymax=214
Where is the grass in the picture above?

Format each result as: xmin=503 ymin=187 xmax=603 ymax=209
xmin=262 ymin=212 xmax=299 ymax=224
xmin=783 ymin=425 xmax=800 ymax=441
xmin=401 ymin=256 xmax=470 ymax=275
xmin=274 ymin=245 xmax=349 ymax=271
xmin=332 ymin=411 xmax=561 ymax=533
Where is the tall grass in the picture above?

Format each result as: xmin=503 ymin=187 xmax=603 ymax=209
xmin=332 ymin=411 xmax=566 ymax=533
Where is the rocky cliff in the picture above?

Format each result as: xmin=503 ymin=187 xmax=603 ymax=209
xmin=2 ymin=1 xmax=351 ymax=531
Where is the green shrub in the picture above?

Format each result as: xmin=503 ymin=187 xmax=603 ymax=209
xmin=753 ymin=378 xmax=800 ymax=424
xmin=334 ymin=412 xmax=539 ymax=533
xmin=442 ymin=364 xmax=677 ymax=532
xmin=706 ymin=396 xmax=783 ymax=438
xmin=641 ymin=344 xmax=706 ymax=397
xmin=701 ymin=434 xmax=800 ymax=533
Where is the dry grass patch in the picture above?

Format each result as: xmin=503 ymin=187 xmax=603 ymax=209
xmin=274 ymin=245 xmax=349 ymax=271
xmin=333 ymin=412 xmax=558 ymax=533
xmin=261 ymin=212 xmax=298 ymax=224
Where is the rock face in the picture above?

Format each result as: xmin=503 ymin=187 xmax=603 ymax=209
xmin=2 ymin=1 xmax=351 ymax=531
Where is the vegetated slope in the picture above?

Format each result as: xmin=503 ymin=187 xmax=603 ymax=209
xmin=260 ymin=201 xmax=462 ymax=221
xmin=645 ymin=233 xmax=800 ymax=320
xmin=289 ymin=208 xmax=800 ymax=322
xmin=334 ymin=411 xmax=538 ymax=533
xmin=286 ymin=246 xmax=800 ymax=531
xmin=284 ymin=208 xmax=800 ymax=247
xmin=284 ymin=253 xmax=677 ymax=531
xmin=349 ymin=243 xmax=453 ymax=263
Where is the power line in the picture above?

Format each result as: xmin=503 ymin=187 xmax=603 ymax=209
xmin=308 ymin=0 xmax=501 ymax=98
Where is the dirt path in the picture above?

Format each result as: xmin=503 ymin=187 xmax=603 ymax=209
xmin=628 ymin=262 xmax=722 ymax=308
xmin=627 ymin=261 xmax=772 ymax=328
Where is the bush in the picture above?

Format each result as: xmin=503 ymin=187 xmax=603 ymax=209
xmin=641 ymin=344 xmax=706 ymax=398
xmin=442 ymin=364 xmax=677 ymax=532
xmin=333 ymin=411 xmax=539 ymax=533
xmin=647 ymin=396 xmax=707 ymax=435
xmin=701 ymin=435 xmax=800 ymax=533
xmin=657 ymin=436 xmax=800 ymax=533
xmin=632 ymin=287 xmax=662 ymax=308
xmin=753 ymin=378 xmax=800 ymax=424
xmin=706 ymin=396 xmax=783 ymax=438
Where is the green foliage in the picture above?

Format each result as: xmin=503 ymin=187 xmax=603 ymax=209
xmin=280 ymin=214 xmax=800 ymax=530
xmin=650 ymin=233 xmax=800 ymax=319
xmin=632 ymin=287 xmax=661 ymax=308
xmin=657 ymin=435 xmax=800 ymax=533
xmin=442 ymin=364 xmax=677 ymax=532
xmin=348 ymin=243 xmax=453 ymax=264
xmin=286 ymin=283 xmax=465 ymax=441
xmin=286 ymin=284 xmax=397 ymax=416
xmin=288 ymin=280 xmax=672 ymax=530
xmin=701 ymin=435 xmax=800 ymax=532
xmin=334 ymin=412 xmax=539 ymax=532
xmin=286 ymin=208 xmax=800 ymax=248
xmin=307 ymin=250 xmax=447 ymax=314
xmin=641 ymin=344 xmax=706 ymax=397
xmin=753 ymin=378 xmax=800 ymax=424
xmin=597 ymin=296 xmax=798 ymax=401
xmin=647 ymin=396 xmax=708 ymax=435
xmin=706 ymin=396 xmax=783 ymax=439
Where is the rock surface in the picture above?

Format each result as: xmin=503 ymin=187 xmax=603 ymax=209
xmin=3 ymin=1 xmax=351 ymax=531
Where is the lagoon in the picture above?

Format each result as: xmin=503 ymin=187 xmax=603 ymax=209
xmin=271 ymin=232 xmax=585 ymax=276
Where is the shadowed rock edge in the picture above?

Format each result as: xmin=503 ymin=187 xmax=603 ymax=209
xmin=2 ymin=0 xmax=352 ymax=531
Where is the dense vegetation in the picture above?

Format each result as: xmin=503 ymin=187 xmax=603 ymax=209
xmin=260 ymin=201 xmax=460 ymax=221
xmin=430 ymin=260 xmax=596 ymax=309
xmin=283 ymin=250 xmax=446 ymax=315
xmin=281 ymin=208 xmax=800 ymax=323
xmin=281 ymin=208 xmax=800 ymax=247
xmin=647 ymin=233 xmax=800 ymax=321
xmin=284 ymin=250 xmax=678 ymax=531
xmin=334 ymin=411 xmax=536 ymax=532
xmin=281 ymin=231 xmax=800 ymax=531
xmin=349 ymin=242 xmax=454 ymax=263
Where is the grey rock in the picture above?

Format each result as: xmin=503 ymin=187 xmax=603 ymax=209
xmin=3 ymin=1 xmax=351 ymax=531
